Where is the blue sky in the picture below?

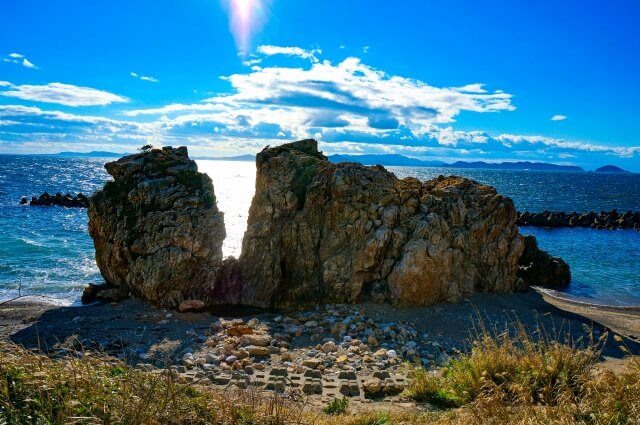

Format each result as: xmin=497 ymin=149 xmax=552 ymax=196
xmin=1 ymin=0 xmax=639 ymax=170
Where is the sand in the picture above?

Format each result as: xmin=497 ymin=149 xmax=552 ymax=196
xmin=1 ymin=289 xmax=638 ymax=360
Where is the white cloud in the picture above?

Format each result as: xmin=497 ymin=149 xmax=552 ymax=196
xmin=2 ymin=45 xmax=638 ymax=167
xmin=551 ymin=114 xmax=567 ymax=121
xmin=0 ymin=81 xmax=128 ymax=106
xmin=257 ymin=45 xmax=322 ymax=62
xmin=130 ymin=72 xmax=159 ymax=83
xmin=363 ymin=46 xmax=370 ymax=53
xmin=2 ymin=53 xmax=38 ymax=69
xmin=22 ymin=58 xmax=37 ymax=69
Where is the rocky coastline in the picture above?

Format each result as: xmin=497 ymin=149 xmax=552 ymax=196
xmin=85 ymin=140 xmax=570 ymax=309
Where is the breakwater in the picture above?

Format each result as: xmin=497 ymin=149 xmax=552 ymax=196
xmin=517 ymin=210 xmax=640 ymax=231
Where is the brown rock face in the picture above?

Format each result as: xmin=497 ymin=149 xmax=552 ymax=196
xmin=87 ymin=139 xmax=571 ymax=310
xmin=88 ymin=146 xmax=225 ymax=307
xmin=237 ymin=139 xmax=527 ymax=308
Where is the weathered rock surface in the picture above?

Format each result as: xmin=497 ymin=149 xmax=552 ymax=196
xmin=88 ymin=146 xmax=225 ymax=307
xmin=237 ymin=139 xmax=529 ymax=308
xmin=517 ymin=235 xmax=571 ymax=287
xmin=87 ymin=139 xmax=571 ymax=310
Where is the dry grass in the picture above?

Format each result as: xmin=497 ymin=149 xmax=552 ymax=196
xmin=404 ymin=320 xmax=640 ymax=424
xmin=1 ymin=321 xmax=639 ymax=424
xmin=0 ymin=339 xmax=307 ymax=424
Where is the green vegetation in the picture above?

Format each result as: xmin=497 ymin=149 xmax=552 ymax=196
xmin=323 ymin=396 xmax=349 ymax=415
xmin=1 ymin=324 xmax=639 ymax=424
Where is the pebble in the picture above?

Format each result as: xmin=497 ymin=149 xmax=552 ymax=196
xmin=225 ymin=355 xmax=238 ymax=364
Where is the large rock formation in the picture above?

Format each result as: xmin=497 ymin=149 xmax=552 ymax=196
xmin=237 ymin=140 xmax=529 ymax=308
xmin=87 ymin=140 xmax=571 ymax=310
xmin=88 ymin=146 xmax=225 ymax=307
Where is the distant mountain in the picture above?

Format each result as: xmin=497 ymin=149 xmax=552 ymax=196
xmin=595 ymin=165 xmax=630 ymax=173
xmin=447 ymin=161 xmax=584 ymax=172
xmin=55 ymin=151 xmax=127 ymax=157
xmin=328 ymin=154 xmax=584 ymax=172
xmin=329 ymin=154 xmax=445 ymax=167
xmin=196 ymin=154 xmax=255 ymax=161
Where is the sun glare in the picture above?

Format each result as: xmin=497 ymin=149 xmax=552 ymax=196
xmin=227 ymin=0 xmax=267 ymax=56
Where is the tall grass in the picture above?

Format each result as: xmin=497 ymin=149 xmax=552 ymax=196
xmin=0 ymin=339 xmax=306 ymax=424
xmin=405 ymin=318 xmax=640 ymax=424
xmin=2 ymin=319 xmax=639 ymax=424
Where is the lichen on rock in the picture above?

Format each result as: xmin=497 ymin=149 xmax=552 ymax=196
xmin=88 ymin=146 xmax=225 ymax=307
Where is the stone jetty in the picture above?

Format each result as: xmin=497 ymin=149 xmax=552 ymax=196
xmin=26 ymin=192 xmax=89 ymax=208
xmin=517 ymin=210 xmax=640 ymax=231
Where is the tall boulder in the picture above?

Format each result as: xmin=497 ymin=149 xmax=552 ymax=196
xmin=238 ymin=140 xmax=528 ymax=308
xmin=88 ymin=146 xmax=225 ymax=307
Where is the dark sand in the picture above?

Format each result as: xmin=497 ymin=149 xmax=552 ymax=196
xmin=1 ymin=289 xmax=638 ymax=363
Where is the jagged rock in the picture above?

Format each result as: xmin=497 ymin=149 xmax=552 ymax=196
xmin=517 ymin=235 xmax=571 ymax=287
xmin=29 ymin=192 xmax=89 ymax=208
xmin=88 ymin=146 xmax=225 ymax=307
xmin=236 ymin=139 xmax=529 ymax=308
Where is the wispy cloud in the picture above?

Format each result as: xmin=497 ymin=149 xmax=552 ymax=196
xmin=551 ymin=114 xmax=567 ymax=121
xmin=257 ymin=45 xmax=321 ymax=62
xmin=2 ymin=53 xmax=39 ymax=69
xmin=130 ymin=72 xmax=159 ymax=83
xmin=0 ymin=81 xmax=128 ymax=106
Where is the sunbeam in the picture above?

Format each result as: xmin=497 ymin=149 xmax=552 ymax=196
xmin=226 ymin=0 xmax=269 ymax=56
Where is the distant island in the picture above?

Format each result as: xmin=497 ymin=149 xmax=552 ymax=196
xmin=595 ymin=165 xmax=630 ymax=173
xmin=50 ymin=151 xmax=635 ymax=173
xmin=55 ymin=151 xmax=129 ymax=157
xmin=329 ymin=154 xmax=584 ymax=172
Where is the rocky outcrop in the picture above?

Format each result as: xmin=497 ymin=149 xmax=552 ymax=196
xmin=517 ymin=210 xmax=640 ymax=231
xmin=236 ymin=140 xmax=529 ymax=308
xmin=87 ymin=139 xmax=571 ymax=310
xmin=88 ymin=146 xmax=225 ymax=307
xmin=517 ymin=235 xmax=571 ymax=287
xmin=28 ymin=192 xmax=89 ymax=207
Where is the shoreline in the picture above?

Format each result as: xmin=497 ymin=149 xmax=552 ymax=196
xmin=1 ymin=289 xmax=638 ymax=408
xmin=2 ymin=289 xmax=639 ymax=348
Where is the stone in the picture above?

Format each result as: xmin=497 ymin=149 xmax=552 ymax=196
xmin=517 ymin=235 xmax=571 ymax=287
xmin=239 ymin=334 xmax=271 ymax=347
xmin=363 ymin=378 xmax=383 ymax=397
xmin=321 ymin=341 xmax=338 ymax=353
xmin=178 ymin=300 xmax=206 ymax=312
xmin=225 ymin=355 xmax=238 ymax=364
xmin=88 ymin=146 xmax=226 ymax=307
xmin=302 ymin=358 xmax=322 ymax=369
xmin=246 ymin=345 xmax=271 ymax=357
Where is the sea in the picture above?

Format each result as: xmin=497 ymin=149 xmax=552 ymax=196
xmin=1 ymin=155 xmax=639 ymax=306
